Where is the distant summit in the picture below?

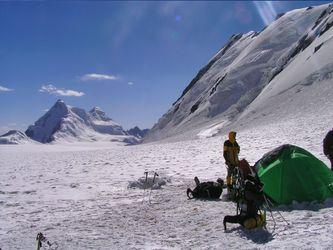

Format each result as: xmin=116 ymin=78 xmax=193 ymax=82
xmin=89 ymin=107 xmax=109 ymax=121
xmin=88 ymin=106 xmax=126 ymax=135
xmin=25 ymin=99 xmax=135 ymax=143
xmin=126 ymin=126 xmax=149 ymax=139
xmin=0 ymin=130 xmax=33 ymax=145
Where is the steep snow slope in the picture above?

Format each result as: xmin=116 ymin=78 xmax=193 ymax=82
xmin=237 ymin=4 xmax=333 ymax=129
xmin=0 ymin=130 xmax=35 ymax=145
xmin=145 ymin=3 xmax=332 ymax=142
xmin=25 ymin=100 xmax=134 ymax=143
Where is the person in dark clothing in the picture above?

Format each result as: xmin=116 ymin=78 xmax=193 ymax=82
xmin=223 ymin=131 xmax=240 ymax=195
xmin=187 ymin=177 xmax=224 ymax=199
xmin=323 ymin=129 xmax=333 ymax=171
xmin=223 ymin=174 xmax=265 ymax=230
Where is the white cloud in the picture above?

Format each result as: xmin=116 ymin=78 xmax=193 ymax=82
xmin=0 ymin=85 xmax=13 ymax=92
xmin=128 ymin=81 xmax=134 ymax=85
xmin=39 ymin=84 xmax=85 ymax=97
xmin=80 ymin=73 xmax=119 ymax=82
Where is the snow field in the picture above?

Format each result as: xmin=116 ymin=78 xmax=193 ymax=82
xmin=1 ymin=115 xmax=333 ymax=249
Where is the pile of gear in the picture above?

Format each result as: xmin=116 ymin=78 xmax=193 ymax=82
xmin=186 ymin=177 xmax=224 ymax=199
xmin=186 ymin=160 xmax=267 ymax=230
xmin=185 ymin=130 xmax=333 ymax=231
xmin=186 ymin=131 xmax=268 ymax=230
xmin=223 ymin=166 xmax=267 ymax=230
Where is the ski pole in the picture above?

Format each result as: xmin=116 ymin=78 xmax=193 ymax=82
xmin=268 ymin=206 xmax=276 ymax=230
xmin=36 ymin=232 xmax=42 ymax=250
xmin=142 ymin=171 xmax=149 ymax=203
xmin=275 ymin=209 xmax=290 ymax=226
xmin=149 ymin=172 xmax=159 ymax=204
xmin=36 ymin=232 xmax=58 ymax=250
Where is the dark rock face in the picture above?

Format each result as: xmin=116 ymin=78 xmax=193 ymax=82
xmin=25 ymin=99 xmax=71 ymax=143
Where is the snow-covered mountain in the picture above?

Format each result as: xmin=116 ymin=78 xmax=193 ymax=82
xmin=25 ymin=100 xmax=136 ymax=143
xmin=126 ymin=126 xmax=150 ymax=139
xmin=89 ymin=107 xmax=126 ymax=135
xmin=145 ymin=3 xmax=333 ymax=142
xmin=0 ymin=130 xmax=34 ymax=145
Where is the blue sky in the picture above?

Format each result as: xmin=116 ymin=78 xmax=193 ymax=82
xmin=0 ymin=1 xmax=331 ymax=133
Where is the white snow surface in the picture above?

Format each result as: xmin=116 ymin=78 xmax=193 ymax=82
xmin=1 ymin=115 xmax=333 ymax=249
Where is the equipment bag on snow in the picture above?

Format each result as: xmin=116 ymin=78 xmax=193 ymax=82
xmin=187 ymin=177 xmax=224 ymax=199
xmin=243 ymin=210 xmax=266 ymax=229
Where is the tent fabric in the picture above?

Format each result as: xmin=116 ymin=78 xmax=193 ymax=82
xmin=255 ymin=144 xmax=333 ymax=205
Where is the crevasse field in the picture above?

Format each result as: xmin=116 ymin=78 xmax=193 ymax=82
xmin=1 ymin=116 xmax=333 ymax=249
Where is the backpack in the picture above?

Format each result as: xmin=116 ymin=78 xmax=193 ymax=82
xmin=243 ymin=210 xmax=267 ymax=229
xmin=187 ymin=181 xmax=223 ymax=199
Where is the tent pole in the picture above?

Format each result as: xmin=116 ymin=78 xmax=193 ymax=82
xmin=265 ymin=195 xmax=290 ymax=226
xmin=264 ymin=195 xmax=276 ymax=230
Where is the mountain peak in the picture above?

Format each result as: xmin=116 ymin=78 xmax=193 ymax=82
xmin=89 ymin=106 xmax=103 ymax=113
xmin=51 ymin=99 xmax=69 ymax=112
xmin=56 ymin=99 xmax=64 ymax=103
xmin=26 ymin=101 xmax=128 ymax=143
xmin=89 ymin=106 xmax=110 ymax=121
xmin=0 ymin=130 xmax=32 ymax=145
xmin=1 ymin=130 xmax=24 ymax=137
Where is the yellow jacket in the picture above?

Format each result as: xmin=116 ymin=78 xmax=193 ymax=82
xmin=223 ymin=131 xmax=240 ymax=166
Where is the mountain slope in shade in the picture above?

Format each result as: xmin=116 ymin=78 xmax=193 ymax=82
xmin=89 ymin=107 xmax=126 ymax=135
xmin=0 ymin=130 xmax=34 ymax=145
xmin=25 ymin=100 xmax=135 ymax=143
xmin=126 ymin=126 xmax=150 ymax=139
xmin=145 ymin=3 xmax=333 ymax=142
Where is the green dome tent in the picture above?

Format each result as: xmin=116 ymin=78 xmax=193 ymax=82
xmin=255 ymin=144 xmax=333 ymax=205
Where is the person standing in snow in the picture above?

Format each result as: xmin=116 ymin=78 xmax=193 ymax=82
xmin=323 ymin=129 xmax=333 ymax=171
xmin=223 ymin=131 xmax=240 ymax=192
